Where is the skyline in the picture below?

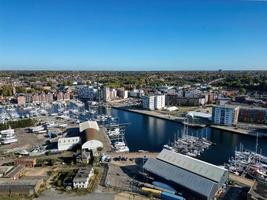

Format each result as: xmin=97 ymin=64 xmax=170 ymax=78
xmin=0 ymin=0 xmax=267 ymax=70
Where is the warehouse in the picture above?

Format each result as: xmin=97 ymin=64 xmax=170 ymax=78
xmin=144 ymin=149 xmax=228 ymax=200
xmin=79 ymin=121 xmax=103 ymax=163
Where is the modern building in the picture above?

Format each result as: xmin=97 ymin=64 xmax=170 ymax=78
xmin=142 ymin=95 xmax=165 ymax=110
xmin=212 ymin=105 xmax=239 ymax=126
xmin=154 ymin=95 xmax=165 ymax=110
xmin=103 ymin=87 xmax=110 ymax=102
xmin=238 ymin=107 xmax=267 ymax=124
xmin=144 ymin=149 xmax=228 ymax=200
xmin=128 ymin=89 xmax=144 ymax=98
xmin=73 ymin=167 xmax=94 ymax=189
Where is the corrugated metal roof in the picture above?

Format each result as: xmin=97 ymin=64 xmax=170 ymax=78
xmin=144 ymin=158 xmax=218 ymax=198
xmin=157 ymin=149 xmax=227 ymax=183
xmin=79 ymin=121 xmax=99 ymax=132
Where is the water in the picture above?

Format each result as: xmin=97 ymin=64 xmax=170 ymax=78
xmin=111 ymin=108 xmax=267 ymax=165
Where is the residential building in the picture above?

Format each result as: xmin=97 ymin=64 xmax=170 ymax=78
xmin=110 ymin=89 xmax=117 ymax=100
xmin=128 ymin=89 xmax=144 ymax=98
xmin=117 ymin=88 xmax=128 ymax=99
xmin=103 ymin=87 xmax=110 ymax=102
xmin=142 ymin=95 xmax=165 ymax=110
xmin=17 ymin=95 xmax=26 ymax=106
xmin=154 ymin=95 xmax=165 ymax=110
xmin=212 ymin=105 xmax=240 ymax=126
xmin=238 ymin=107 xmax=267 ymax=124
xmin=166 ymin=94 xmax=205 ymax=106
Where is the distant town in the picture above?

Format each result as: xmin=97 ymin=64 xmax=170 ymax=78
xmin=0 ymin=70 xmax=266 ymax=200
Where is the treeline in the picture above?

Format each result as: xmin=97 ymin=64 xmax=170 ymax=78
xmin=215 ymin=74 xmax=267 ymax=93
xmin=0 ymin=118 xmax=37 ymax=131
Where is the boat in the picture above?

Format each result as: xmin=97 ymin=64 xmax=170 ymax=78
xmin=0 ymin=128 xmax=18 ymax=144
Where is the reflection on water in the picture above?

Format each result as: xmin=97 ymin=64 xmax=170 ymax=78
xmin=112 ymin=108 xmax=267 ymax=165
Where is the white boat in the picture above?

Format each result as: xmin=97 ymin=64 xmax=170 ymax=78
xmin=29 ymin=126 xmax=44 ymax=133
xmin=0 ymin=128 xmax=18 ymax=144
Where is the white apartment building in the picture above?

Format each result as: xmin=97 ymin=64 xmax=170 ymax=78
xmin=103 ymin=87 xmax=110 ymax=102
xmin=110 ymin=89 xmax=117 ymax=100
xmin=142 ymin=95 xmax=165 ymax=110
xmin=212 ymin=105 xmax=239 ymax=126
xmin=155 ymin=95 xmax=165 ymax=110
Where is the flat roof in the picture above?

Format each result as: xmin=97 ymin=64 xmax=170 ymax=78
xmin=144 ymin=158 xmax=218 ymax=198
xmin=157 ymin=149 xmax=227 ymax=183
xmin=79 ymin=121 xmax=99 ymax=132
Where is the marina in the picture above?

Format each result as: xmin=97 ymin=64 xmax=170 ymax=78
xmin=111 ymin=108 xmax=267 ymax=165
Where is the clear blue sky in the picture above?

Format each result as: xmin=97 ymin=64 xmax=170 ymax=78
xmin=0 ymin=0 xmax=267 ymax=71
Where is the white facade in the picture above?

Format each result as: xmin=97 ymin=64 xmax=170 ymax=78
xmin=103 ymin=87 xmax=110 ymax=102
xmin=110 ymin=89 xmax=117 ymax=100
xmin=73 ymin=167 xmax=94 ymax=189
xmin=154 ymin=95 xmax=165 ymax=110
xmin=142 ymin=95 xmax=165 ymax=110
xmin=142 ymin=96 xmax=155 ymax=110
xmin=58 ymin=137 xmax=80 ymax=151
xmin=212 ymin=105 xmax=239 ymax=126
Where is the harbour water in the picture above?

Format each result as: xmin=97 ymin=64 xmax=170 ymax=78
xmin=111 ymin=108 xmax=267 ymax=165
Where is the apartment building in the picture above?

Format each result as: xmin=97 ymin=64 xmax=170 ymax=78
xmin=212 ymin=105 xmax=240 ymax=126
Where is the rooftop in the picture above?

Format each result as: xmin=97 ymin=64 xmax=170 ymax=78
xmin=144 ymin=158 xmax=218 ymax=198
xmin=157 ymin=149 xmax=228 ymax=183
xmin=79 ymin=121 xmax=99 ymax=132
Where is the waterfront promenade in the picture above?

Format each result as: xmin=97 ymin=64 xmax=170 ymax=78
xmin=112 ymin=106 xmax=185 ymax=124
xmin=113 ymin=106 xmax=264 ymax=138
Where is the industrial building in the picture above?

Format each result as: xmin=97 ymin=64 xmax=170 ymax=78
xmin=79 ymin=121 xmax=103 ymax=163
xmin=58 ymin=136 xmax=81 ymax=151
xmin=73 ymin=167 xmax=94 ymax=189
xmin=144 ymin=149 xmax=228 ymax=200
xmin=212 ymin=105 xmax=239 ymax=126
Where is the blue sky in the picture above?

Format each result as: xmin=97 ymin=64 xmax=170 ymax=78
xmin=0 ymin=0 xmax=267 ymax=71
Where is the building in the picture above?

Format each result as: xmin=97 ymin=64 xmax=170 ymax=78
xmin=154 ymin=95 xmax=165 ymax=110
xmin=14 ymin=158 xmax=36 ymax=168
xmin=0 ymin=179 xmax=43 ymax=196
xmin=117 ymin=88 xmax=128 ymax=99
xmin=78 ymin=86 xmax=97 ymax=100
xmin=128 ymin=89 xmax=144 ymax=98
xmin=110 ymin=89 xmax=117 ymax=100
xmin=144 ymin=149 xmax=228 ymax=200
xmin=79 ymin=121 xmax=102 ymax=163
xmin=56 ymin=92 xmax=64 ymax=101
xmin=142 ymin=95 xmax=155 ymax=110
xmin=103 ymin=87 xmax=110 ymax=102
xmin=212 ymin=105 xmax=239 ymax=126
xmin=17 ymin=95 xmax=26 ymax=106
xmin=166 ymin=94 xmax=205 ymax=106
xmin=58 ymin=137 xmax=81 ymax=151
xmin=73 ymin=167 xmax=94 ymax=189
xmin=238 ymin=107 xmax=267 ymax=124
xmin=3 ymin=165 xmax=25 ymax=180
xmin=142 ymin=95 xmax=165 ymax=110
